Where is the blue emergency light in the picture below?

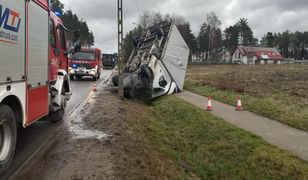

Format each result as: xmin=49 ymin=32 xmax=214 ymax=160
xmin=55 ymin=11 xmax=61 ymax=17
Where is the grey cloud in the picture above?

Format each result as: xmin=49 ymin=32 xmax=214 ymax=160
xmin=61 ymin=0 xmax=308 ymax=53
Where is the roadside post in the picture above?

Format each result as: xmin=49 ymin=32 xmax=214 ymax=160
xmin=117 ymin=0 xmax=124 ymax=99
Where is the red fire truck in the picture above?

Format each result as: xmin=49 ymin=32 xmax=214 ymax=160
xmin=69 ymin=48 xmax=102 ymax=81
xmin=0 ymin=0 xmax=80 ymax=173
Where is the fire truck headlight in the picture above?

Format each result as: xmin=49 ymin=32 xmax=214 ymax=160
xmin=90 ymin=69 xmax=96 ymax=75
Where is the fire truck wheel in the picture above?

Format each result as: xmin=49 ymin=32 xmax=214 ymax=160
xmin=0 ymin=104 xmax=17 ymax=174
xmin=70 ymin=75 xmax=74 ymax=81
xmin=93 ymin=76 xmax=97 ymax=81
xmin=50 ymin=87 xmax=67 ymax=123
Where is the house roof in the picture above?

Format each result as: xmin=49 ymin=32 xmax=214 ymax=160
xmin=236 ymin=46 xmax=284 ymax=60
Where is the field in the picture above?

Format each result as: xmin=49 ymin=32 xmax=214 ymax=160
xmin=185 ymin=64 xmax=308 ymax=131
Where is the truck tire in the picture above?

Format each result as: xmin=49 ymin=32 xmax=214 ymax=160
xmin=112 ymin=75 xmax=119 ymax=86
xmin=50 ymin=87 xmax=67 ymax=123
xmin=0 ymin=104 xmax=17 ymax=174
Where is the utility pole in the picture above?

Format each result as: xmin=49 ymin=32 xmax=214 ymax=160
xmin=117 ymin=0 xmax=124 ymax=99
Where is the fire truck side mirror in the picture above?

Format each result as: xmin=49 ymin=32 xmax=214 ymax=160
xmin=73 ymin=30 xmax=81 ymax=52
xmin=73 ymin=39 xmax=81 ymax=52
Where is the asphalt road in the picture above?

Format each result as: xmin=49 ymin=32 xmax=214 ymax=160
xmin=1 ymin=70 xmax=112 ymax=180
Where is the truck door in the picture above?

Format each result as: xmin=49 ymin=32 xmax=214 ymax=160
xmin=26 ymin=0 xmax=49 ymax=125
xmin=49 ymin=19 xmax=59 ymax=82
xmin=57 ymin=26 xmax=69 ymax=72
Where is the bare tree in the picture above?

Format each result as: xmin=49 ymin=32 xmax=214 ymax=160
xmin=206 ymin=12 xmax=222 ymax=61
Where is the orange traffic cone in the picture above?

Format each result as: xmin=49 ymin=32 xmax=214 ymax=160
xmin=235 ymin=96 xmax=243 ymax=111
xmin=93 ymin=84 xmax=97 ymax=92
xmin=207 ymin=97 xmax=213 ymax=111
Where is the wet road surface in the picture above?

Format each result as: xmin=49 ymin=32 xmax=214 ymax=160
xmin=1 ymin=70 xmax=112 ymax=180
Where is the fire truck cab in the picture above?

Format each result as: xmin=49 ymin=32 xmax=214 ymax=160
xmin=69 ymin=48 xmax=102 ymax=81
xmin=0 ymin=0 xmax=80 ymax=173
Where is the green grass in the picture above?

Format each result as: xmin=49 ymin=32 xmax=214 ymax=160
xmin=144 ymin=96 xmax=308 ymax=179
xmin=184 ymin=81 xmax=308 ymax=132
xmin=184 ymin=64 xmax=308 ymax=132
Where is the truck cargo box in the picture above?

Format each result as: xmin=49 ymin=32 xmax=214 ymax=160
xmin=113 ymin=21 xmax=190 ymax=99
xmin=0 ymin=1 xmax=26 ymax=83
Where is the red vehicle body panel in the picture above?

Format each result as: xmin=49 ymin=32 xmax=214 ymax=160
xmin=26 ymin=86 xmax=49 ymax=125
xmin=25 ymin=3 xmax=68 ymax=125
xmin=49 ymin=13 xmax=69 ymax=82
xmin=25 ymin=0 xmax=50 ymax=125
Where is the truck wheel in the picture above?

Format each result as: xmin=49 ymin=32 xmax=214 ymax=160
xmin=112 ymin=75 xmax=119 ymax=86
xmin=50 ymin=87 xmax=67 ymax=123
xmin=93 ymin=76 xmax=97 ymax=81
xmin=69 ymin=75 xmax=74 ymax=81
xmin=97 ymin=73 xmax=100 ymax=80
xmin=0 ymin=105 xmax=17 ymax=174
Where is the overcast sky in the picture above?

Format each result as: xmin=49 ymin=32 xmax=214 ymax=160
xmin=61 ymin=0 xmax=308 ymax=53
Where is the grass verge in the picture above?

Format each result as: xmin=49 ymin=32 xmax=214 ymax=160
xmin=184 ymin=81 xmax=308 ymax=132
xmin=142 ymin=96 xmax=308 ymax=179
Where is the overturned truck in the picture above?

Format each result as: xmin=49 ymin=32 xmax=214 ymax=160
xmin=113 ymin=21 xmax=190 ymax=99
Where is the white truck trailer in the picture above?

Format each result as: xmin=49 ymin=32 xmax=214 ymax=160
xmin=113 ymin=21 xmax=190 ymax=99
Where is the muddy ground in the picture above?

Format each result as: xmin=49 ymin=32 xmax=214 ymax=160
xmin=12 ymin=88 xmax=184 ymax=180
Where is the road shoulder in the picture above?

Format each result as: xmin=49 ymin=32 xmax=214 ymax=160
xmin=11 ymin=89 xmax=185 ymax=180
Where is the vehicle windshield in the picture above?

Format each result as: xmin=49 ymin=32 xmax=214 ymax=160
xmin=72 ymin=52 xmax=95 ymax=60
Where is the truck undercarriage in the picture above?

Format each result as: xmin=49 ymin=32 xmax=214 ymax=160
xmin=113 ymin=21 xmax=190 ymax=99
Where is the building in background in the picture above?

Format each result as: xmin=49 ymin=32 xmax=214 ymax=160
xmin=232 ymin=46 xmax=284 ymax=64
xmin=221 ymin=48 xmax=232 ymax=63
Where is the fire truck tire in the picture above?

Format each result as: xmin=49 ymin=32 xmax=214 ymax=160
xmin=0 ymin=104 xmax=17 ymax=174
xmin=93 ymin=76 xmax=97 ymax=81
xmin=70 ymin=75 xmax=74 ymax=81
xmin=50 ymin=87 xmax=67 ymax=123
xmin=49 ymin=108 xmax=64 ymax=123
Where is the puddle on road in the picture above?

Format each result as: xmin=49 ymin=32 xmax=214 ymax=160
xmin=69 ymin=123 xmax=108 ymax=140
xmin=68 ymin=94 xmax=110 ymax=140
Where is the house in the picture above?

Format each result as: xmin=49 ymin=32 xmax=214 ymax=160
xmin=221 ymin=49 xmax=232 ymax=63
xmin=232 ymin=46 xmax=284 ymax=65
